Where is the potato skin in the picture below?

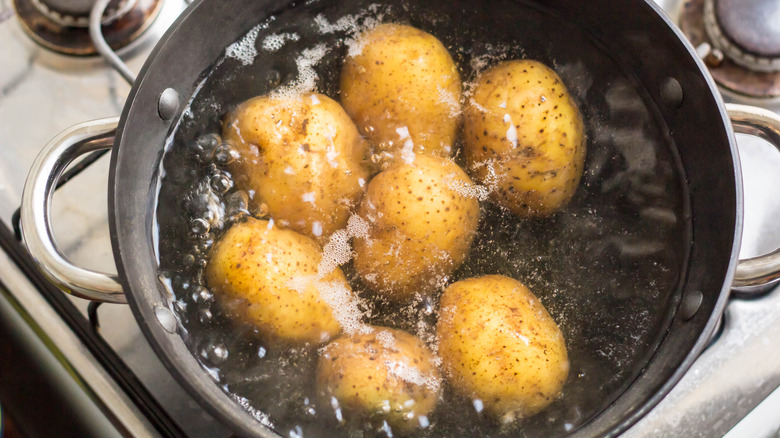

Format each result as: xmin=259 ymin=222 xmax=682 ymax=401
xmin=316 ymin=326 xmax=441 ymax=432
xmin=353 ymin=154 xmax=480 ymax=302
xmin=205 ymin=218 xmax=345 ymax=345
xmin=463 ymin=60 xmax=585 ymax=217
xmin=436 ymin=275 xmax=569 ymax=421
xmin=340 ymin=23 xmax=462 ymax=159
xmin=222 ymin=93 xmax=370 ymax=241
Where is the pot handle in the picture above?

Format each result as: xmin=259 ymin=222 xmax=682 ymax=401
xmin=727 ymin=103 xmax=780 ymax=289
xmin=20 ymin=117 xmax=127 ymax=304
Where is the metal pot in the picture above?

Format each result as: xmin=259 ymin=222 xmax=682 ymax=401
xmin=19 ymin=0 xmax=780 ymax=436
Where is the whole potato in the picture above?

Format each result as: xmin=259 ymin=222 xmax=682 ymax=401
xmin=436 ymin=275 xmax=569 ymax=421
xmin=340 ymin=24 xmax=462 ymax=160
xmin=353 ymin=154 xmax=480 ymax=302
xmin=206 ymin=217 xmax=352 ymax=345
xmin=316 ymin=326 xmax=441 ymax=433
xmin=463 ymin=60 xmax=585 ymax=217
xmin=222 ymin=93 xmax=370 ymax=241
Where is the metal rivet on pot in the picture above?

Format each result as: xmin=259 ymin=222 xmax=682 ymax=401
xmin=660 ymin=77 xmax=684 ymax=108
xmin=154 ymin=303 xmax=178 ymax=333
xmin=158 ymin=88 xmax=180 ymax=121
xmin=680 ymin=290 xmax=703 ymax=321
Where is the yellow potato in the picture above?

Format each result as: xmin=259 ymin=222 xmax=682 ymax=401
xmin=205 ymin=217 xmax=349 ymax=345
xmin=340 ymin=23 xmax=462 ymax=159
xmin=463 ymin=60 xmax=585 ymax=217
xmin=316 ymin=326 xmax=441 ymax=433
xmin=436 ymin=275 xmax=569 ymax=421
xmin=222 ymin=93 xmax=370 ymax=241
xmin=353 ymin=154 xmax=480 ymax=302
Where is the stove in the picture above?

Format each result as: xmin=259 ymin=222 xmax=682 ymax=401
xmin=1 ymin=0 xmax=779 ymax=436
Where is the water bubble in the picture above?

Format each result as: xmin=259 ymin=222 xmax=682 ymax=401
xmin=202 ymin=209 xmax=216 ymax=224
xmin=422 ymin=296 xmax=435 ymax=315
xmin=265 ymin=69 xmax=281 ymax=88
xmin=200 ymin=341 xmax=229 ymax=365
xmin=193 ymin=133 xmax=221 ymax=161
xmin=256 ymin=202 xmax=270 ymax=218
xmin=183 ymin=253 xmax=196 ymax=267
xmin=225 ymin=191 xmax=250 ymax=219
xmin=210 ymin=172 xmax=234 ymax=194
xmin=330 ymin=396 xmax=344 ymax=423
xmin=199 ymin=308 xmax=213 ymax=324
xmin=174 ymin=299 xmax=187 ymax=313
xmin=257 ymin=346 xmax=267 ymax=358
xmin=196 ymin=233 xmax=215 ymax=253
xmin=192 ymin=285 xmax=214 ymax=305
xmin=289 ymin=425 xmax=304 ymax=438
xmin=215 ymin=143 xmax=240 ymax=165
xmin=173 ymin=276 xmax=191 ymax=294
xmin=190 ymin=217 xmax=210 ymax=234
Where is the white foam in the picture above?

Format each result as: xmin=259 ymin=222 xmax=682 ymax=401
xmin=318 ymin=280 xmax=370 ymax=335
xmin=326 ymin=145 xmax=340 ymax=168
xmin=386 ymin=359 xmax=441 ymax=393
xmin=469 ymin=100 xmax=490 ymax=115
xmin=317 ymin=229 xmax=352 ymax=277
xmin=503 ymin=113 xmax=518 ymax=148
xmin=376 ymin=329 xmax=397 ymax=350
xmin=313 ymin=7 xmax=383 ymax=35
xmin=443 ymin=172 xmax=491 ymax=201
xmin=346 ymin=214 xmax=370 ymax=238
xmin=270 ymin=44 xmax=330 ymax=99
xmin=315 ymin=214 xmax=369 ymax=278
xmin=301 ymin=192 xmax=316 ymax=205
xmin=312 ymin=222 xmax=323 ymax=237
xmin=225 ymin=25 xmax=261 ymax=66
xmin=514 ymin=332 xmax=530 ymax=346
xmin=313 ymin=8 xmax=384 ymax=58
xmin=437 ymin=86 xmax=461 ymax=118
xmin=400 ymin=139 xmax=415 ymax=164
xmin=261 ymin=32 xmax=300 ymax=52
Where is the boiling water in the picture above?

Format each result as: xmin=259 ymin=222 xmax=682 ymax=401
xmin=155 ymin=0 xmax=690 ymax=436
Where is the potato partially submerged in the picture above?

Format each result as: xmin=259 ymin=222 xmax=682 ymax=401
xmin=463 ymin=60 xmax=585 ymax=217
xmin=353 ymin=154 xmax=480 ymax=302
xmin=436 ymin=275 xmax=569 ymax=421
xmin=205 ymin=218 xmax=349 ymax=345
xmin=316 ymin=326 xmax=441 ymax=432
xmin=341 ymin=23 xmax=462 ymax=159
xmin=222 ymin=93 xmax=370 ymax=241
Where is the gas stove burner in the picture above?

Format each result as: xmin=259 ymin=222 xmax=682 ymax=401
xmin=13 ymin=0 xmax=163 ymax=56
xmin=703 ymin=0 xmax=780 ymax=73
xmin=680 ymin=0 xmax=780 ymax=101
